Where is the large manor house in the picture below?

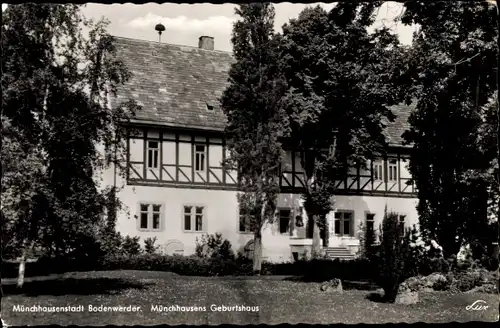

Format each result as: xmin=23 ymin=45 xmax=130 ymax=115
xmin=101 ymin=35 xmax=418 ymax=262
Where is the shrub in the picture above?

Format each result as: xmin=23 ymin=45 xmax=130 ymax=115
xmin=432 ymin=275 xmax=452 ymax=291
xmin=451 ymin=270 xmax=484 ymax=292
xmin=195 ymin=233 xmax=235 ymax=260
xmin=97 ymin=230 xmax=123 ymax=258
xmin=375 ymin=209 xmax=412 ymax=302
xmin=357 ymin=222 xmax=378 ymax=262
xmin=144 ymin=237 xmax=158 ymax=254
xmin=122 ymin=236 xmax=141 ymax=256
xmin=404 ymin=225 xmax=425 ymax=277
xmin=419 ymin=256 xmax=452 ymax=276
xmin=2 ymin=252 xmax=380 ymax=280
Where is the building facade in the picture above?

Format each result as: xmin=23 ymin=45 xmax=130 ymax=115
xmin=101 ymin=35 xmax=418 ymax=262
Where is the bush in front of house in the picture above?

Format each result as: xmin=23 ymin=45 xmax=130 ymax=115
xmin=144 ymin=237 xmax=158 ymax=254
xmin=195 ymin=233 xmax=235 ymax=260
xmin=2 ymin=250 xmax=379 ymax=280
xmin=100 ymin=253 xmax=254 ymax=276
xmin=374 ymin=210 xmax=413 ymax=302
xmin=357 ymin=222 xmax=379 ymax=263
xmin=121 ymin=236 xmax=142 ymax=256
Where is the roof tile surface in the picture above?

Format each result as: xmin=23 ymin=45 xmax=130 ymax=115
xmin=112 ymin=36 xmax=413 ymax=147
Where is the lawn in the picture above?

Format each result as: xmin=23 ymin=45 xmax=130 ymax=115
xmin=1 ymin=270 xmax=498 ymax=326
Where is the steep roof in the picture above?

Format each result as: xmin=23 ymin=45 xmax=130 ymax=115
xmin=112 ymin=36 xmax=413 ymax=147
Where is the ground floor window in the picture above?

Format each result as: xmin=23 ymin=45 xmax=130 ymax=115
xmin=238 ymin=206 xmax=254 ymax=233
xmin=183 ymin=205 xmax=205 ymax=232
xmin=334 ymin=211 xmax=353 ymax=237
xmin=366 ymin=213 xmax=375 ymax=232
xmin=138 ymin=203 xmax=162 ymax=231
xmin=306 ymin=217 xmax=314 ymax=239
xmin=279 ymin=209 xmax=291 ymax=235
xmin=365 ymin=213 xmax=377 ymax=245
xmin=399 ymin=214 xmax=406 ymax=235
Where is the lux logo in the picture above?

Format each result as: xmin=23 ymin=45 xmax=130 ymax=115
xmin=466 ymin=300 xmax=489 ymax=311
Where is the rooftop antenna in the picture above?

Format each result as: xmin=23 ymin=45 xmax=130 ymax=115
xmin=155 ymin=23 xmax=165 ymax=43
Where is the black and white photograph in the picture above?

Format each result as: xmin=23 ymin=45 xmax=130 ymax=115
xmin=1 ymin=1 xmax=499 ymax=326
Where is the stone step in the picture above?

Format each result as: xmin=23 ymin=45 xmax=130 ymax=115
xmin=325 ymin=248 xmax=351 ymax=253
xmin=324 ymin=247 xmax=355 ymax=260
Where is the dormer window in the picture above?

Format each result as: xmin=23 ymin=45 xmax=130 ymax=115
xmin=206 ymin=103 xmax=214 ymax=111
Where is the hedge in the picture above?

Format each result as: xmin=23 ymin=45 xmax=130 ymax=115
xmin=2 ymin=254 xmax=377 ymax=281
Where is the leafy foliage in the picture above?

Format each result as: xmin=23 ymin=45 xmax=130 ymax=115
xmin=375 ymin=209 xmax=412 ymax=303
xmin=220 ymin=3 xmax=286 ymax=272
xmin=400 ymin=1 xmax=498 ymax=257
xmin=1 ymin=4 xmax=139 ymax=283
xmin=357 ymin=222 xmax=378 ymax=261
xmin=195 ymin=233 xmax=235 ymax=260
xmin=278 ymin=3 xmax=410 ymax=253
xmin=144 ymin=237 xmax=158 ymax=255
xmin=122 ymin=236 xmax=141 ymax=256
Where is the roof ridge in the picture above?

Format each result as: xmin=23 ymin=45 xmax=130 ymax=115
xmin=112 ymin=35 xmax=233 ymax=56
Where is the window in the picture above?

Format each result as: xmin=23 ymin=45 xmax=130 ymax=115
xmin=399 ymin=215 xmax=406 ymax=235
xmin=306 ymin=217 xmax=314 ymax=239
xmin=183 ymin=205 xmax=205 ymax=232
xmin=239 ymin=206 xmax=254 ymax=233
xmin=366 ymin=213 xmax=375 ymax=232
xmin=373 ymin=162 xmax=384 ymax=181
xmin=365 ymin=213 xmax=376 ymax=245
xmin=138 ymin=203 xmax=162 ymax=231
xmin=195 ymin=145 xmax=206 ymax=172
xmin=279 ymin=209 xmax=291 ymax=235
xmin=152 ymin=205 xmax=161 ymax=229
xmin=334 ymin=211 xmax=353 ymax=237
xmin=388 ymin=159 xmax=398 ymax=182
xmin=147 ymin=141 xmax=159 ymax=169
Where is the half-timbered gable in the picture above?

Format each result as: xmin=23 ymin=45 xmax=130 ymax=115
xmin=125 ymin=127 xmax=237 ymax=189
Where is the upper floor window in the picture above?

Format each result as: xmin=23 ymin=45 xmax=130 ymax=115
xmin=138 ymin=203 xmax=162 ymax=231
xmin=184 ymin=205 xmax=205 ymax=232
xmin=388 ymin=159 xmax=398 ymax=182
xmin=147 ymin=141 xmax=159 ymax=169
xmin=279 ymin=209 xmax=291 ymax=235
xmin=373 ymin=162 xmax=384 ymax=181
xmin=195 ymin=145 xmax=206 ymax=173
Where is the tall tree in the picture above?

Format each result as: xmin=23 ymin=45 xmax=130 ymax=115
xmin=1 ymin=4 xmax=138 ymax=286
xmin=400 ymin=1 xmax=498 ymax=257
xmin=278 ymin=3 xmax=409 ymax=255
xmin=220 ymin=3 xmax=286 ymax=273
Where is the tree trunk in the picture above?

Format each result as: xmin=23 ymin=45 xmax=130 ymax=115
xmin=17 ymin=246 xmax=28 ymax=288
xmin=253 ymin=229 xmax=263 ymax=275
xmin=323 ymin=219 xmax=329 ymax=247
xmin=312 ymin=215 xmax=322 ymax=258
xmin=253 ymin=197 xmax=267 ymax=275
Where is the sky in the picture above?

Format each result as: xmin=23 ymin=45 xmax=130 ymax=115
xmin=2 ymin=2 xmax=415 ymax=52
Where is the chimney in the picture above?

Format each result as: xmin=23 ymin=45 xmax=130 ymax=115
xmin=198 ymin=36 xmax=214 ymax=50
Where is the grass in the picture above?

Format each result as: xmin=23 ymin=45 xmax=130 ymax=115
xmin=1 ymin=270 xmax=498 ymax=326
